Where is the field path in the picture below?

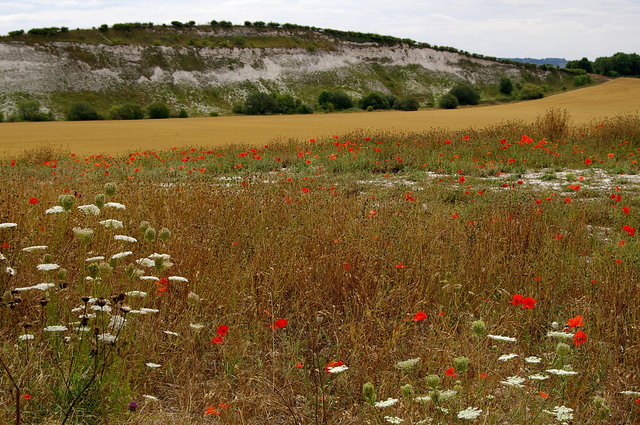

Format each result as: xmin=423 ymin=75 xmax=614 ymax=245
xmin=1 ymin=78 xmax=639 ymax=156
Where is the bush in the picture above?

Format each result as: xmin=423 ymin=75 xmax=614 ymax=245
xmin=439 ymin=93 xmax=459 ymax=109
xmin=98 ymin=24 xmax=109 ymax=32
xmin=177 ymin=108 xmax=189 ymax=118
xmin=449 ymin=84 xmax=480 ymax=105
xmin=274 ymin=94 xmax=296 ymax=114
xmin=518 ymin=83 xmax=544 ymax=100
xmin=8 ymin=30 xmax=24 ymax=37
xmin=244 ymin=21 xmax=252 ymax=26
xmin=267 ymin=22 xmax=280 ymax=28
xmin=66 ymin=103 xmax=99 ymax=121
xmin=147 ymin=102 xmax=171 ymax=119
xmin=359 ymin=92 xmax=390 ymax=110
xmin=218 ymin=21 xmax=233 ymax=27
xmin=295 ymin=104 xmax=313 ymax=114
xmin=0 ymin=111 xmax=4 ymax=122
xmin=317 ymin=90 xmax=353 ymax=110
xmin=171 ymin=21 xmax=184 ymax=28
xmin=244 ymin=92 xmax=279 ymax=115
xmin=393 ymin=96 xmax=419 ymax=111
xmin=17 ymin=100 xmax=51 ymax=121
xmin=109 ymin=104 xmax=144 ymax=120
xmin=253 ymin=21 xmax=265 ymax=27
xmin=499 ymin=77 xmax=513 ymax=95
xmin=573 ymin=74 xmax=591 ymax=87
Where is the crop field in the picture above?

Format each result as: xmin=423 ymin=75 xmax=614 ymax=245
xmin=1 ymin=78 xmax=639 ymax=157
xmin=1 ymin=86 xmax=640 ymax=424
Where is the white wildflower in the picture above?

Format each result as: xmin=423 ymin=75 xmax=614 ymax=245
xmin=375 ymin=398 xmax=398 ymax=408
xmin=136 ymin=258 xmax=154 ymax=267
xmin=395 ymin=357 xmax=420 ymax=370
xmin=148 ymin=253 xmax=171 ymax=260
xmin=85 ymin=256 xmax=104 ymax=262
xmin=384 ymin=417 xmax=404 ymax=424
xmin=37 ymin=263 xmax=59 ymax=271
xmin=189 ymin=323 xmax=204 ymax=330
xmin=140 ymin=307 xmax=159 ymax=314
xmin=544 ymin=405 xmax=574 ymax=421
xmin=620 ymin=390 xmax=640 ymax=396
xmin=45 ymin=206 xmax=65 ymax=214
xmin=127 ymin=309 xmax=145 ymax=315
xmin=142 ymin=394 xmax=158 ymax=401
xmin=110 ymin=251 xmax=133 ymax=260
xmin=44 ymin=325 xmax=68 ymax=332
xmin=114 ymin=235 xmax=137 ymax=243
xmin=99 ymin=219 xmax=123 ymax=229
xmin=500 ymin=376 xmax=526 ymax=388
xmin=546 ymin=369 xmax=579 ymax=376
xmin=487 ymin=334 xmax=517 ymax=342
xmin=91 ymin=305 xmax=112 ymax=312
xmin=187 ymin=292 xmax=202 ymax=302
xmin=0 ymin=253 xmax=5 ymax=261
xmin=457 ymin=407 xmax=482 ymax=420
xmin=529 ymin=374 xmax=550 ymax=380
xmin=163 ymin=330 xmax=179 ymax=337
xmin=439 ymin=390 xmax=457 ymax=400
xmin=524 ymin=356 xmax=542 ymax=363
xmin=22 ymin=245 xmax=47 ymax=253
xmin=78 ymin=204 xmax=100 ymax=215
xmin=109 ymin=315 xmax=126 ymax=330
xmin=139 ymin=275 xmax=159 ymax=281
xmin=435 ymin=406 xmax=449 ymax=414
xmin=31 ymin=282 xmax=55 ymax=291
xmin=327 ymin=365 xmax=349 ymax=374
xmin=104 ymin=202 xmax=126 ymax=209
xmin=97 ymin=333 xmax=117 ymax=343
xmin=498 ymin=353 xmax=518 ymax=361
xmin=547 ymin=331 xmax=574 ymax=339
xmin=73 ymin=227 xmax=94 ymax=237
xmin=145 ymin=362 xmax=161 ymax=368
xmin=5 ymin=266 xmax=16 ymax=276
xmin=0 ymin=222 xmax=17 ymax=229
xmin=125 ymin=290 xmax=147 ymax=297
xmin=168 ymin=276 xmax=188 ymax=282
xmin=19 ymin=334 xmax=35 ymax=341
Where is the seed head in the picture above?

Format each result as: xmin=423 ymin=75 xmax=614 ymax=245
xmin=104 ymin=182 xmax=117 ymax=197
xmin=94 ymin=193 xmax=106 ymax=209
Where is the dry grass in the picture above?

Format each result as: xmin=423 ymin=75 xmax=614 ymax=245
xmin=1 ymin=78 xmax=640 ymax=158
xmin=0 ymin=114 xmax=639 ymax=424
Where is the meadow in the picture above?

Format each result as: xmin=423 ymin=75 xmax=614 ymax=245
xmin=1 ymin=102 xmax=640 ymax=424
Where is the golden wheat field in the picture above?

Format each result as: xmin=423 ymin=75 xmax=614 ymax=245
xmin=1 ymin=78 xmax=639 ymax=157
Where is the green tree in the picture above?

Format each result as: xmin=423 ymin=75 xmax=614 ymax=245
xmin=244 ymin=92 xmax=278 ymax=115
xmin=147 ymin=102 xmax=171 ymax=119
xmin=449 ymin=84 xmax=480 ymax=105
xmin=17 ymin=100 xmax=50 ymax=121
xmin=66 ymin=103 xmax=99 ymax=121
xmin=566 ymin=57 xmax=593 ymax=73
xmin=439 ymin=93 xmax=458 ymax=109
xmin=499 ymin=77 xmax=513 ymax=95
xmin=573 ymin=74 xmax=591 ymax=87
xmin=274 ymin=94 xmax=297 ymax=114
xmin=392 ymin=96 xmax=419 ymax=111
xmin=317 ymin=90 xmax=353 ymax=110
xmin=359 ymin=92 xmax=390 ymax=110
xmin=110 ymin=104 xmax=144 ymax=120
xmin=518 ymin=83 xmax=544 ymax=100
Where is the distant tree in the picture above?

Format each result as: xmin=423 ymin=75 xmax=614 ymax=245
xmin=449 ymin=84 xmax=480 ymax=105
xmin=253 ymin=21 xmax=266 ymax=27
xmin=392 ymin=96 xmax=419 ymax=111
xmin=244 ymin=92 xmax=278 ymax=115
xmin=267 ymin=22 xmax=280 ymax=28
xmin=0 ymin=111 xmax=4 ymax=122
xmin=274 ymin=94 xmax=297 ymax=114
xmin=566 ymin=57 xmax=593 ymax=73
xmin=98 ymin=24 xmax=109 ymax=32
xmin=171 ymin=21 xmax=184 ymax=28
xmin=573 ymin=74 xmax=592 ymax=87
xmin=147 ymin=102 xmax=171 ymax=119
xmin=359 ymin=92 xmax=390 ymax=110
xmin=177 ymin=108 xmax=189 ymax=118
xmin=187 ymin=21 xmax=196 ymax=27
xmin=295 ymin=103 xmax=313 ymax=114
xmin=439 ymin=93 xmax=458 ymax=109
xmin=8 ymin=30 xmax=24 ymax=37
xmin=110 ymin=103 xmax=144 ymax=120
xmin=518 ymin=83 xmax=544 ymax=100
xmin=60 ymin=27 xmax=69 ymax=32
xmin=317 ymin=90 xmax=353 ymax=110
xmin=17 ymin=100 xmax=50 ymax=121
xmin=210 ymin=20 xmax=218 ymax=26
xmin=218 ymin=20 xmax=233 ymax=27
xmin=499 ymin=77 xmax=513 ymax=95
xmin=244 ymin=21 xmax=253 ymax=26
xmin=66 ymin=103 xmax=99 ymax=121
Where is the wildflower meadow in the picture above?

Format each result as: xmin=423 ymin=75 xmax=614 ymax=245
xmin=1 ymin=109 xmax=640 ymax=424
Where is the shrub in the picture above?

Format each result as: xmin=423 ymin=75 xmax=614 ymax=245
xmin=187 ymin=21 xmax=196 ymax=27
xmin=449 ymin=84 xmax=480 ymax=105
xmin=317 ymin=90 xmax=353 ymax=110
xmin=8 ymin=30 xmax=24 ymax=37
xmin=439 ymin=93 xmax=459 ymax=109
xmin=109 ymin=104 xmax=144 ymax=120
xmin=393 ymin=96 xmax=419 ymax=111
xmin=244 ymin=21 xmax=253 ymax=26
xmin=573 ymin=74 xmax=591 ymax=87
xmin=359 ymin=92 xmax=390 ymax=110
xmin=244 ymin=92 xmax=278 ymax=115
xmin=295 ymin=104 xmax=313 ymax=114
xmin=274 ymin=94 xmax=296 ymax=114
xmin=253 ymin=21 xmax=266 ymax=27
xmin=171 ymin=21 xmax=184 ymax=28
xmin=17 ymin=100 xmax=51 ymax=121
xmin=98 ymin=24 xmax=109 ymax=32
xmin=210 ymin=20 xmax=218 ymax=26
xmin=147 ymin=102 xmax=171 ymax=119
xmin=518 ymin=83 xmax=544 ymax=100
xmin=0 ymin=110 xmax=4 ymax=122
xmin=267 ymin=22 xmax=280 ymax=28
xmin=499 ymin=77 xmax=513 ymax=95
xmin=66 ymin=103 xmax=99 ymax=121
xmin=218 ymin=21 xmax=233 ymax=27
xmin=177 ymin=108 xmax=189 ymax=118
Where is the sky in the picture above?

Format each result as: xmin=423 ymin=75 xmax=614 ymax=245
xmin=0 ymin=0 xmax=638 ymax=60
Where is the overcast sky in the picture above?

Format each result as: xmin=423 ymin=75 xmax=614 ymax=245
xmin=0 ymin=0 xmax=638 ymax=60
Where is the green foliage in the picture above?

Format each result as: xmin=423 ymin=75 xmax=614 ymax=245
xmin=359 ymin=92 xmax=390 ymax=110
xmin=112 ymin=22 xmax=147 ymax=32
xmin=109 ymin=103 xmax=144 ymax=120
xmin=317 ymin=90 xmax=353 ymax=111
xmin=147 ymin=102 xmax=171 ymax=119
xmin=27 ymin=27 xmax=63 ymax=36
xmin=66 ymin=102 xmax=100 ymax=121
xmin=171 ymin=21 xmax=184 ymax=28
xmin=573 ymin=74 xmax=592 ymax=87
xmin=244 ymin=21 xmax=253 ymax=26
xmin=449 ymin=84 xmax=480 ymax=105
xmin=8 ymin=29 xmax=24 ymax=37
xmin=244 ymin=92 xmax=278 ymax=115
xmin=593 ymin=52 xmax=640 ymax=77
xmin=16 ymin=100 xmax=51 ymax=121
xmin=218 ymin=20 xmax=233 ymax=27
xmin=295 ymin=103 xmax=313 ymax=114
xmin=98 ymin=24 xmax=109 ymax=32
xmin=566 ymin=57 xmax=593 ymax=73
xmin=267 ymin=22 xmax=280 ymax=28
xmin=392 ymin=96 xmax=419 ymax=111
xmin=274 ymin=94 xmax=296 ymax=114
xmin=439 ymin=93 xmax=459 ymax=109
xmin=253 ymin=21 xmax=266 ymax=27
xmin=499 ymin=77 xmax=513 ymax=95
xmin=0 ymin=110 xmax=4 ymax=122
xmin=177 ymin=108 xmax=189 ymax=118
xmin=518 ymin=83 xmax=544 ymax=100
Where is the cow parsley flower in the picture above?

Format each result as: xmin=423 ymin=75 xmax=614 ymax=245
xmin=395 ymin=357 xmax=420 ymax=370
xmin=168 ymin=276 xmax=188 ymax=282
xmin=139 ymin=275 xmax=159 ymax=281
xmin=500 ymin=376 xmax=526 ymax=388
xmin=620 ymin=390 xmax=640 ymax=396
xmin=111 ymin=251 xmax=133 ymax=260
xmin=125 ymin=290 xmax=147 ymax=297
xmin=529 ymin=374 xmax=549 ymax=380
xmin=19 ymin=334 xmax=35 ymax=341
xmin=546 ymin=369 xmax=579 ymax=376
xmin=327 ymin=365 xmax=349 ymax=374
xmin=136 ymin=258 xmax=154 ymax=267
xmin=22 ymin=245 xmax=48 ymax=253
xmin=99 ymin=219 xmax=123 ymax=229
xmin=0 ymin=222 xmax=18 ymax=229
xmin=384 ymin=417 xmax=403 ymax=424
xmin=145 ymin=362 xmax=161 ymax=368
xmin=375 ymin=398 xmax=399 ymax=408
xmin=163 ymin=330 xmax=179 ymax=337
xmin=114 ymin=235 xmax=137 ymax=243
xmin=104 ymin=202 xmax=126 ymax=209
xmin=544 ymin=405 xmax=574 ymax=421
xmin=190 ymin=323 xmax=205 ymax=330
xmin=85 ymin=256 xmax=105 ymax=262
xmin=142 ymin=394 xmax=158 ymax=401
xmin=78 ymin=204 xmax=100 ymax=215
xmin=109 ymin=316 xmax=126 ymax=330
xmin=140 ymin=307 xmax=159 ymax=314
xmin=457 ymin=407 xmax=482 ymax=420
xmin=44 ymin=325 xmax=68 ymax=332
xmin=45 ymin=206 xmax=65 ymax=214
xmin=487 ymin=334 xmax=517 ymax=342
xmin=97 ymin=333 xmax=117 ymax=343
xmin=498 ymin=353 xmax=518 ymax=361
xmin=524 ymin=356 xmax=542 ymax=363
xmin=37 ymin=263 xmax=59 ymax=271
xmin=5 ymin=266 xmax=16 ymax=276
xmin=547 ymin=331 xmax=574 ymax=339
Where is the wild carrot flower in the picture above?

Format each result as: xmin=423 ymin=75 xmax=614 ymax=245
xmin=487 ymin=334 xmax=517 ymax=342
xmin=104 ymin=202 xmax=126 ymax=209
xmin=145 ymin=363 xmax=161 ymax=368
xmin=100 ymin=219 xmax=123 ymax=229
xmin=22 ymin=245 xmax=48 ymax=253
xmin=546 ymin=368 xmax=579 ymax=376
xmin=375 ymin=398 xmax=398 ymax=408
xmin=45 ymin=206 xmax=65 ymax=214
xmin=395 ymin=358 xmax=420 ymax=370
xmin=0 ymin=222 xmax=18 ymax=229
xmin=114 ymin=235 xmax=137 ymax=243
xmin=384 ymin=417 xmax=403 ymax=424
xmin=78 ymin=204 xmax=100 ymax=215
xmin=43 ymin=325 xmax=68 ymax=332
xmin=500 ymin=376 xmax=526 ymax=388
xmin=457 ymin=407 xmax=482 ymax=420
xmin=544 ymin=406 xmax=574 ymax=421
xmin=498 ymin=353 xmax=518 ymax=361
xmin=327 ymin=364 xmax=349 ymax=374
xmin=37 ymin=263 xmax=59 ymax=271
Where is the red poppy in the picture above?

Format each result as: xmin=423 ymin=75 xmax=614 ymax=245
xmin=324 ymin=360 xmax=344 ymax=372
xmin=216 ymin=325 xmax=228 ymax=336
xmin=155 ymin=278 xmax=169 ymax=295
xmin=623 ymin=225 xmax=636 ymax=237
xmin=510 ymin=294 xmax=523 ymax=305
xmin=574 ymin=330 xmax=587 ymax=347
xmin=538 ymin=391 xmax=549 ymax=399
xmin=479 ymin=372 xmax=488 ymax=379
xmin=520 ymin=297 xmax=537 ymax=309
xmin=204 ymin=406 xmax=220 ymax=415
xmin=211 ymin=336 xmax=224 ymax=344
xmin=295 ymin=362 xmax=304 ymax=368
xmin=412 ymin=311 xmax=427 ymax=321
xmin=405 ymin=194 xmax=416 ymax=202
xmin=567 ymin=315 xmax=584 ymax=329
xmin=445 ymin=367 xmax=457 ymax=378
xmin=21 ymin=394 xmax=32 ymax=400
xmin=301 ymin=187 xmax=310 ymax=193
xmin=622 ymin=206 xmax=630 ymax=215
xmin=274 ymin=318 xmax=288 ymax=329
xmin=29 ymin=197 xmax=39 ymax=205
xmin=585 ymin=158 xmax=592 ymax=165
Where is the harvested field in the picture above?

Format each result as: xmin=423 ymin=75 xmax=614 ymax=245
xmin=1 ymin=78 xmax=639 ymax=157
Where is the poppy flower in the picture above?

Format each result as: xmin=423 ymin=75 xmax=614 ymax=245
xmin=21 ymin=394 xmax=32 ymax=400
xmin=623 ymin=225 xmax=636 ymax=237
xmin=204 ymin=406 xmax=220 ymax=415
xmin=29 ymin=197 xmax=39 ymax=205
xmin=538 ymin=392 xmax=549 ymax=399
xmin=412 ymin=311 xmax=427 ymax=321
xmin=216 ymin=325 xmax=228 ymax=336
xmin=520 ymin=297 xmax=536 ymax=309
xmin=585 ymin=158 xmax=592 ymax=165
xmin=445 ymin=367 xmax=457 ymax=378
xmin=567 ymin=315 xmax=584 ymax=329
xmin=211 ymin=336 xmax=224 ymax=344
xmin=510 ymin=294 xmax=523 ymax=305
xmin=274 ymin=318 xmax=288 ymax=329
xmin=574 ymin=330 xmax=587 ymax=347
xmin=324 ymin=360 xmax=344 ymax=372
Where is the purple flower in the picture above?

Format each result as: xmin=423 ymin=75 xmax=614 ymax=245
xmin=128 ymin=401 xmax=138 ymax=412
